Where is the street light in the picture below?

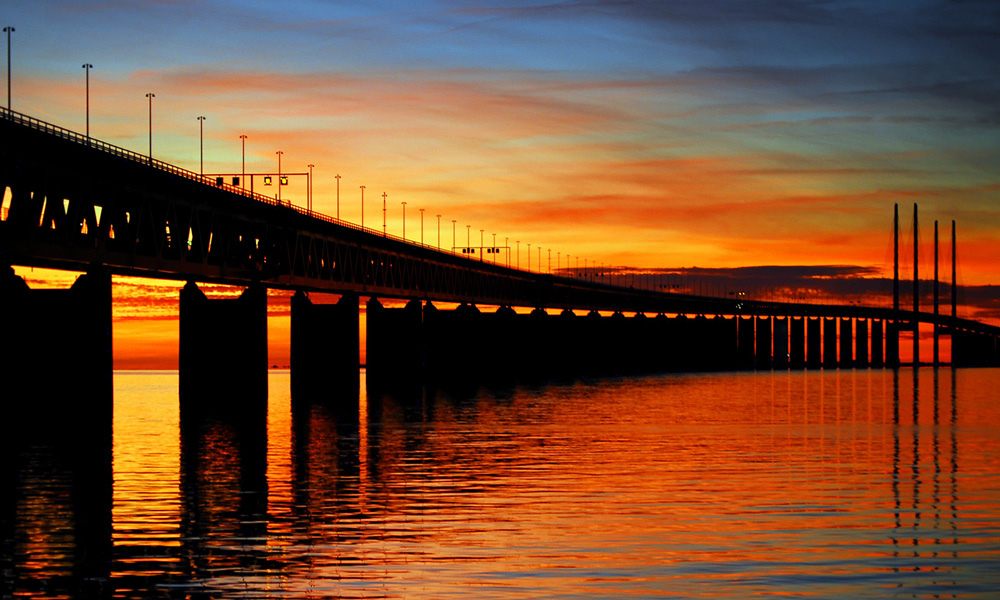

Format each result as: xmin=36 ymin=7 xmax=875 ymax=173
xmin=307 ymin=164 xmax=314 ymax=212
xmin=466 ymin=225 xmax=471 ymax=252
xmin=401 ymin=201 xmax=407 ymax=239
xmin=335 ymin=174 xmax=341 ymax=219
xmin=4 ymin=26 xmax=13 ymax=110
xmin=479 ymin=229 xmax=484 ymax=262
xmin=360 ymin=185 xmax=365 ymax=228
xmin=197 ymin=116 xmax=206 ymax=176
xmin=145 ymin=93 xmax=155 ymax=161
xmin=527 ymin=243 xmax=531 ymax=272
xmin=82 ymin=63 xmax=93 ymax=138
xmin=516 ymin=241 xmax=520 ymax=270
xmin=381 ymin=192 xmax=387 ymax=236
xmin=275 ymin=151 xmax=283 ymax=202
xmin=436 ymin=214 xmax=441 ymax=249
xmin=452 ymin=220 xmax=456 ymax=253
xmin=239 ymin=135 xmax=247 ymax=189
xmin=492 ymin=233 xmax=496 ymax=263
xmin=420 ymin=208 xmax=425 ymax=244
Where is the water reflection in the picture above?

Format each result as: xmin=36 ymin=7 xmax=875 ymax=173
xmin=3 ymin=369 xmax=1000 ymax=597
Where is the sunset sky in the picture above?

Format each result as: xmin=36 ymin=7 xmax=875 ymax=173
xmin=4 ymin=0 xmax=999 ymax=367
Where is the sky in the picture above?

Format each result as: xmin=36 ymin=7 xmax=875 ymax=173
xmin=3 ymin=0 xmax=999 ymax=367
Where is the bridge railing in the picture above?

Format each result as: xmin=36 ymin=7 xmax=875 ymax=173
xmin=0 ymin=106 xmax=489 ymax=262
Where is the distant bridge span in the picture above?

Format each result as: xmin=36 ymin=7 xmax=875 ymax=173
xmin=1 ymin=107 xmax=997 ymax=400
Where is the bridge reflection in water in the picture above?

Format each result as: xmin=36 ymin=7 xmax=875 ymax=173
xmin=3 ymin=369 xmax=1000 ymax=597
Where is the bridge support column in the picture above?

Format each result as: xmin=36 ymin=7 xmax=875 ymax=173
xmin=855 ymin=319 xmax=869 ymax=368
xmin=789 ymin=317 xmax=805 ymax=369
xmin=179 ymin=282 xmax=267 ymax=410
xmin=366 ymin=298 xmax=423 ymax=384
xmin=1 ymin=265 xmax=112 ymax=417
xmin=871 ymin=320 xmax=884 ymax=367
xmin=823 ymin=318 xmax=838 ymax=368
xmin=807 ymin=318 xmax=822 ymax=368
xmin=886 ymin=321 xmax=900 ymax=367
xmin=755 ymin=316 xmax=772 ymax=370
xmin=839 ymin=318 xmax=854 ymax=367
xmin=737 ymin=316 xmax=755 ymax=370
xmin=290 ymin=291 xmax=359 ymax=401
xmin=773 ymin=317 xmax=789 ymax=369
xmin=710 ymin=315 xmax=738 ymax=371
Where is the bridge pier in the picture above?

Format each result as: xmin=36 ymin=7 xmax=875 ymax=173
xmin=290 ymin=291 xmax=359 ymax=401
xmin=179 ymin=282 xmax=267 ymax=411
xmin=366 ymin=298 xmax=423 ymax=384
xmin=886 ymin=321 xmax=900 ymax=367
xmin=855 ymin=319 xmax=869 ymax=368
xmin=790 ymin=317 xmax=805 ymax=369
xmin=807 ymin=318 xmax=822 ymax=368
xmin=737 ymin=316 xmax=755 ymax=370
xmin=1 ymin=265 xmax=112 ymax=407
xmin=755 ymin=316 xmax=772 ymax=370
xmin=871 ymin=319 xmax=884 ymax=367
xmin=773 ymin=317 xmax=789 ymax=369
xmin=823 ymin=318 xmax=838 ymax=368
xmin=839 ymin=318 xmax=853 ymax=367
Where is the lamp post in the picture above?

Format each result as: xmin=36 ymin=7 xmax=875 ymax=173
xmin=516 ymin=241 xmax=520 ymax=270
xmin=307 ymin=164 xmax=314 ymax=212
xmin=275 ymin=151 xmax=283 ymax=202
xmin=3 ymin=26 xmax=13 ymax=110
xmin=145 ymin=92 xmax=155 ymax=162
xmin=452 ymin=220 xmax=456 ymax=253
xmin=466 ymin=225 xmax=471 ymax=252
xmin=527 ymin=243 xmax=531 ymax=272
xmin=197 ymin=116 xmax=206 ymax=176
xmin=239 ymin=135 xmax=247 ymax=189
xmin=480 ymin=229 xmax=484 ymax=262
xmin=335 ymin=174 xmax=341 ymax=219
xmin=505 ymin=237 xmax=508 ymax=267
xmin=360 ymin=185 xmax=365 ymax=228
xmin=381 ymin=192 xmax=387 ymax=236
xmin=82 ymin=63 xmax=93 ymax=138
xmin=401 ymin=201 xmax=407 ymax=239
xmin=420 ymin=208 xmax=425 ymax=244
xmin=436 ymin=214 xmax=441 ymax=249
xmin=492 ymin=233 xmax=496 ymax=263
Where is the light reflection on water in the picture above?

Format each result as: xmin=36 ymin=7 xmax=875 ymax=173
xmin=2 ymin=368 xmax=1000 ymax=598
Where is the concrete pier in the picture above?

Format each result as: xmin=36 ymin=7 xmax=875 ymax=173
xmin=773 ymin=317 xmax=789 ymax=369
xmin=839 ymin=318 xmax=853 ymax=367
xmin=807 ymin=318 xmax=822 ymax=368
xmin=179 ymin=282 xmax=267 ymax=410
xmin=855 ymin=319 xmax=869 ymax=368
xmin=790 ymin=317 xmax=805 ymax=369
xmin=823 ymin=318 xmax=838 ymax=368
xmin=886 ymin=321 xmax=900 ymax=367
xmin=737 ymin=316 xmax=755 ymax=370
xmin=871 ymin=319 xmax=884 ymax=367
xmin=756 ymin=316 xmax=772 ymax=369
xmin=1 ymin=265 xmax=112 ymax=406
xmin=290 ymin=291 xmax=359 ymax=401
xmin=366 ymin=298 xmax=423 ymax=383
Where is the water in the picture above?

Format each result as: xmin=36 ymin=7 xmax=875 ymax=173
xmin=3 ymin=368 xmax=1000 ymax=598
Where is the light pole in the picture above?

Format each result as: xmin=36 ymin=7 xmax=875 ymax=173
xmin=505 ymin=237 xmax=508 ymax=267
xmin=492 ymin=233 xmax=496 ymax=263
xmin=538 ymin=247 xmax=542 ymax=272
xmin=335 ymin=174 xmax=341 ymax=219
xmin=145 ymin=92 xmax=155 ymax=161
xmin=451 ymin=220 xmax=456 ymax=253
xmin=548 ymin=249 xmax=551 ymax=273
xmin=516 ymin=241 xmax=520 ymax=270
xmin=479 ymin=229 xmax=484 ymax=262
xmin=275 ymin=151 xmax=283 ymax=202
xmin=239 ymin=135 xmax=247 ymax=189
xmin=307 ymin=164 xmax=314 ymax=212
xmin=527 ymin=243 xmax=531 ymax=271
xmin=360 ymin=185 xmax=365 ymax=228
xmin=381 ymin=192 xmax=387 ymax=236
xmin=436 ymin=215 xmax=441 ymax=249
xmin=197 ymin=116 xmax=206 ymax=176
xmin=4 ymin=26 xmax=13 ymax=110
xmin=401 ymin=201 xmax=407 ymax=239
xmin=82 ymin=63 xmax=93 ymax=138
xmin=420 ymin=208 xmax=425 ymax=244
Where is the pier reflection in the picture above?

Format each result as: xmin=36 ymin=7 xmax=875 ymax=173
xmin=3 ymin=368 xmax=1000 ymax=597
xmin=0 ymin=388 xmax=113 ymax=598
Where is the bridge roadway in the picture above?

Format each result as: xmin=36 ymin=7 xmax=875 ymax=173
xmin=1 ymin=107 xmax=998 ymax=405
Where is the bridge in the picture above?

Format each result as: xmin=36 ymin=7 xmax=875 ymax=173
xmin=1 ymin=107 xmax=998 ymax=406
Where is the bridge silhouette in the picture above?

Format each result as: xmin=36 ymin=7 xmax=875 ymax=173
xmin=1 ymin=107 xmax=998 ymax=404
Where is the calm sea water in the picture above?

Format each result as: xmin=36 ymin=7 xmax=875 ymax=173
xmin=3 ymin=368 xmax=1000 ymax=598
